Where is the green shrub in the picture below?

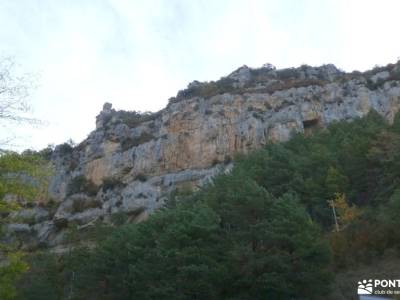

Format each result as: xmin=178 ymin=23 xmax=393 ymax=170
xmin=366 ymin=78 xmax=382 ymax=90
xmin=118 ymin=111 xmax=159 ymax=128
xmin=120 ymin=132 xmax=155 ymax=151
xmin=101 ymin=177 xmax=125 ymax=192
xmin=120 ymin=137 xmax=136 ymax=151
xmin=137 ymin=132 xmax=155 ymax=144
xmin=0 ymin=253 xmax=29 ymax=300
xmin=276 ymin=67 xmax=298 ymax=79
xmin=72 ymin=198 xmax=102 ymax=213
xmin=223 ymin=155 xmax=232 ymax=164
xmin=37 ymin=146 xmax=54 ymax=161
xmin=66 ymin=175 xmax=99 ymax=197
xmin=389 ymin=68 xmax=400 ymax=81
xmin=172 ymin=77 xmax=236 ymax=101
xmin=110 ymin=212 xmax=128 ymax=226
xmin=68 ymin=158 xmax=79 ymax=172
xmin=57 ymin=143 xmax=73 ymax=156
xmin=16 ymin=253 xmax=61 ymax=300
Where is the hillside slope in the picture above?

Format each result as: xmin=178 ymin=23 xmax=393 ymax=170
xmin=5 ymin=61 xmax=400 ymax=249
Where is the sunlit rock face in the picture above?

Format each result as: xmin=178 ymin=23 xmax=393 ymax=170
xmin=8 ymin=62 xmax=400 ymax=250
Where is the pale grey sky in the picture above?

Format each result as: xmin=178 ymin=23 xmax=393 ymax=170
xmin=0 ymin=0 xmax=399 ymax=150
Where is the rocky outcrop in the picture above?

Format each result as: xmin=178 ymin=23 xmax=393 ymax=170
xmin=5 ymin=61 xmax=400 ymax=249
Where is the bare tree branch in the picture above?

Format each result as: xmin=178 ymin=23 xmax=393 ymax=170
xmin=0 ymin=57 xmax=42 ymax=149
xmin=0 ymin=57 xmax=41 ymax=125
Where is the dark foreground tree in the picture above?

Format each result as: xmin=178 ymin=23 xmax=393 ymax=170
xmin=72 ymin=171 xmax=331 ymax=300
xmin=203 ymin=173 xmax=332 ymax=299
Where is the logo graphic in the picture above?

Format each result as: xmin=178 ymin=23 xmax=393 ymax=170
xmin=358 ymin=279 xmax=373 ymax=295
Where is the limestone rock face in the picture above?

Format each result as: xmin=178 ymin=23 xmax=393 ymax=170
xmin=6 ymin=61 xmax=400 ymax=248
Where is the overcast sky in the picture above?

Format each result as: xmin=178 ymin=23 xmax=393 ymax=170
xmin=0 ymin=0 xmax=399 ymax=151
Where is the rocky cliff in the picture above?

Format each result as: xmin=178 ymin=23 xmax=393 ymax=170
xmin=5 ymin=61 xmax=400 ymax=250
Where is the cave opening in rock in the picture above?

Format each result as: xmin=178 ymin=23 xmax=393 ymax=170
xmin=303 ymin=118 xmax=319 ymax=128
xmin=302 ymin=118 xmax=320 ymax=135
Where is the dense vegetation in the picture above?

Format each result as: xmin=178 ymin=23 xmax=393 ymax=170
xmin=10 ymin=111 xmax=400 ymax=299
xmin=0 ymin=151 xmax=50 ymax=300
